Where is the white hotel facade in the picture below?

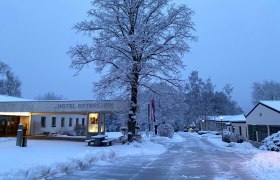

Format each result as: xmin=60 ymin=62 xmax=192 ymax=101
xmin=0 ymin=95 xmax=130 ymax=138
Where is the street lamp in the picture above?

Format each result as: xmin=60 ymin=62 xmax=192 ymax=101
xmin=201 ymin=120 xmax=205 ymax=131
xmin=220 ymin=116 xmax=223 ymax=136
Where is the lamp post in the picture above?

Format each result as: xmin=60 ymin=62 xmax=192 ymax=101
xmin=220 ymin=116 xmax=223 ymax=137
xmin=201 ymin=120 xmax=205 ymax=131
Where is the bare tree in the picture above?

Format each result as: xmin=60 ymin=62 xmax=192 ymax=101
xmin=35 ymin=92 xmax=66 ymax=100
xmin=252 ymin=80 xmax=280 ymax=105
xmin=69 ymin=0 xmax=196 ymax=140
xmin=137 ymin=82 xmax=185 ymax=132
xmin=0 ymin=61 xmax=21 ymax=97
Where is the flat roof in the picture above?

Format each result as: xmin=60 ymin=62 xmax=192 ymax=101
xmin=0 ymin=96 xmax=130 ymax=114
xmin=206 ymin=114 xmax=246 ymax=122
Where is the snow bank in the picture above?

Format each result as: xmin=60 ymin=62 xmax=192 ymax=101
xmin=148 ymin=132 xmax=185 ymax=144
xmin=0 ymin=133 xmax=169 ymax=179
xmin=247 ymin=152 xmax=280 ymax=180
xmin=259 ymin=131 xmax=280 ymax=151
xmin=245 ymin=131 xmax=280 ymax=180
xmin=192 ymin=132 xmax=258 ymax=154
xmin=191 ymin=131 xmax=280 ymax=179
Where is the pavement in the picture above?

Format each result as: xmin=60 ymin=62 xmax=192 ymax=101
xmin=55 ymin=133 xmax=257 ymax=180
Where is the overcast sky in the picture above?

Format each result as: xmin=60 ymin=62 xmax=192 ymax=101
xmin=0 ymin=0 xmax=279 ymax=113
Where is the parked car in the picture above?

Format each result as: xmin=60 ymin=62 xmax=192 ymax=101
xmin=210 ymin=131 xmax=221 ymax=135
xmin=197 ymin=131 xmax=207 ymax=135
xmin=222 ymin=130 xmax=230 ymax=135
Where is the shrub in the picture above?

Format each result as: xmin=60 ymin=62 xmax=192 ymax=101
xmin=259 ymin=131 xmax=280 ymax=151
xmin=157 ymin=124 xmax=174 ymax=138
xmin=74 ymin=124 xmax=86 ymax=136
xmin=62 ymin=130 xmax=76 ymax=136
xmin=222 ymin=133 xmax=245 ymax=143
xmin=222 ymin=133 xmax=231 ymax=143
xmin=108 ymin=124 xmax=118 ymax=132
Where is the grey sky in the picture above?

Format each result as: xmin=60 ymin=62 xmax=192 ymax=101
xmin=0 ymin=0 xmax=279 ymax=113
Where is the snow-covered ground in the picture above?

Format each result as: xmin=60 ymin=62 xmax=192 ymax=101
xmin=0 ymin=132 xmax=182 ymax=179
xmin=1 ymin=132 xmax=280 ymax=180
xmin=189 ymin=132 xmax=280 ymax=180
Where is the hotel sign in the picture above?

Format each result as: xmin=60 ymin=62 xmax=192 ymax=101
xmin=55 ymin=102 xmax=114 ymax=110
xmin=0 ymin=100 xmax=130 ymax=113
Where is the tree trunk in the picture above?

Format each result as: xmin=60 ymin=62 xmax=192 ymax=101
xmin=128 ymin=64 xmax=139 ymax=141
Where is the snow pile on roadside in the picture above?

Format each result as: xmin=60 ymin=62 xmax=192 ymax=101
xmin=247 ymin=152 xmax=280 ymax=180
xmin=246 ymin=131 xmax=280 ymax=180
xmin=196 ymin=132 xmax=258 ymax=153
xmin=216 ymin=139 xmax=280 ymax=180
xmin=147 ymin=132 xmax=185 ymax=144
xmin=192 ymin=131 xmax=280 ymax=179
xmin=212 ymin=138 xmax=257 ymax=153
xmin=259 ymin=131 xmax=280 ymax=151
xmin=0 ymin=133 xmax=170 ymax=179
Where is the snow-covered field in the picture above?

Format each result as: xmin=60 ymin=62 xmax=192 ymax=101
xmin=1 ymin=132 xmax=280 ymax=180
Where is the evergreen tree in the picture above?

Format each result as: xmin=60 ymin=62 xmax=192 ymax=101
xmin=184 ymin=71 xmax=243 ymax=127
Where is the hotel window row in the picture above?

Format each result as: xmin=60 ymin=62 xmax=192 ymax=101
xmin=41 ymin=116 xmax=85 ymax=128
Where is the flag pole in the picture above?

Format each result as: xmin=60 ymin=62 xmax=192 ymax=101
xmin=148 ymin=103 xmax=151 ymax=132
xmin=151 ymin=98 xmax=156 ymax=135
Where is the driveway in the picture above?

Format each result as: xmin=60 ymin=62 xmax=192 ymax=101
xmin=56 ymin=133 xmax=256 ymax=180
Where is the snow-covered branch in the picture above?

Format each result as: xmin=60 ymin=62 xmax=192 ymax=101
xmin=69 ymin=0 xmax=196 ymax=136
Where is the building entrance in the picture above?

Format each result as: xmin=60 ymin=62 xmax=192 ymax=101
xmin=0 ymin=116 xmax=20 ymax=137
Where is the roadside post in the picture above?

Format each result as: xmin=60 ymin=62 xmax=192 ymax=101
xmin=22 ymin=126 xmax=27 ymax=147
xmin=220 ymin=116 xmax=223 ymax=139
xmin=16 ymin=124 xmax=27 ymax=147
xmin=16 ymin=124 xmax=23 ymax=146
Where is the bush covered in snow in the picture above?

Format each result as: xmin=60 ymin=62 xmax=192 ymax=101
xmin=73 ymin=124 xmax=86 ymax=136
xmin=157 ymin=124 xmax=174 ymax=138
xmin=259 ymin=131 xmax=280 ymax=151
xmin=222 ymin=133 xmax=245 ymax=143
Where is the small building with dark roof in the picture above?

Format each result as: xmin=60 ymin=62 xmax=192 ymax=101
xmin=246 ymin=101 xmax=280 ymax=142
xmin=200 ymin=114 xmax=247 ymax=139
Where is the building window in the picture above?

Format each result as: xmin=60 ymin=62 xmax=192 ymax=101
xmin=52 ymin=117 xmax=56 ymax=127
xmin=270 ymin=126 xmax=280 ymax=135
xmin=259 ymin=113 xmax=262 ymax=117
xmin=239 ymin=126 xmax=242 ymax=136
xmin=61 ymin=117 xmax=65 ymax=127
xmin=41 ymin=117 xmax=46 ymax=128
xmin=76 ymin=118 xmax=79 ymax=125
xmin=69 ymin=118 xmax=72 ymax=127
xmin=82 ymin=118 xmax=85 ymax=126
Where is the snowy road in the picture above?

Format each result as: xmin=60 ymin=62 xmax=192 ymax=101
xmin=56 ymin=133 xmax=256 ymax=180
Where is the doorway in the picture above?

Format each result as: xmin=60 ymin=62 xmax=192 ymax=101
xmin=0 ymin=116 xmax=20 ymax=137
